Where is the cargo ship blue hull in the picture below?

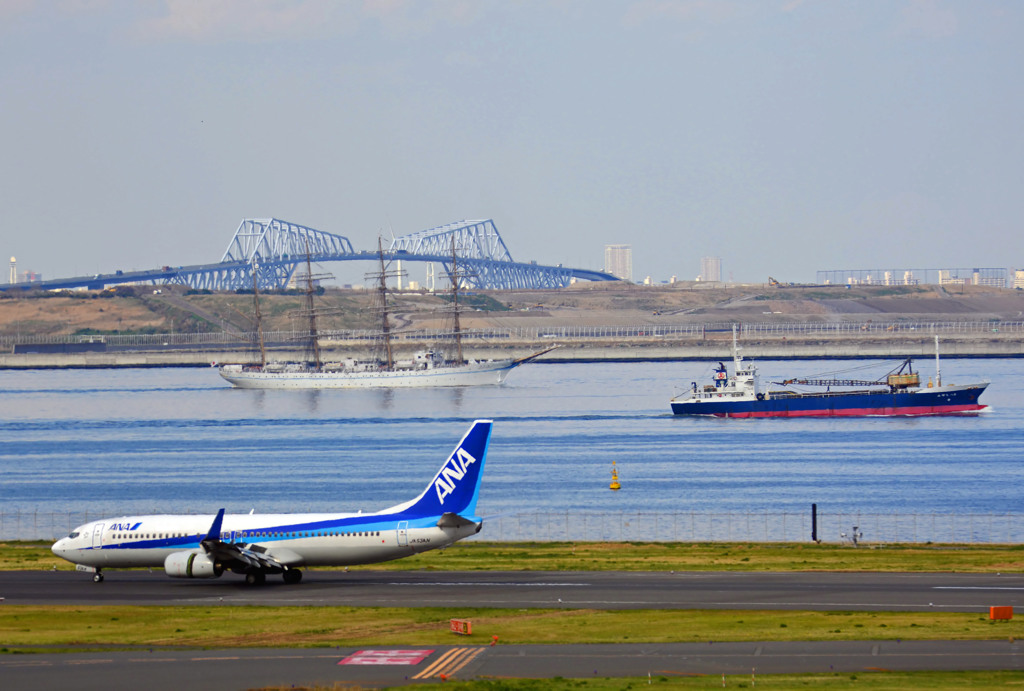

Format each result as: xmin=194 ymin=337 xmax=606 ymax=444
xmin=670 ymin=383 xmax=988 ymax=418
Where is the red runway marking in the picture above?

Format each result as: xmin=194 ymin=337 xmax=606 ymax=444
xmin=338 ymin=649 xmax=433 ymax=666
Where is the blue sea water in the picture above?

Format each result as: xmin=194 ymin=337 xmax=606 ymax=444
xmin=0 ymin=358 xmax=1021 ymax=524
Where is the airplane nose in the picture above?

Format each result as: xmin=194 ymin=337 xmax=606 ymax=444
xmin=51 ymin=540 xmax=65 ymax=557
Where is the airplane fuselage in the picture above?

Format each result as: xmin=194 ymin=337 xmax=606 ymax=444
xmin=52 ymin=511 xmax=478 ymax=570
xmin=51 ymin=420 xmax=494 ymax=583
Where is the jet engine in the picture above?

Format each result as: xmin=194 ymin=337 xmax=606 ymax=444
xmin=164 ymin=550 xmax=223 ymax=579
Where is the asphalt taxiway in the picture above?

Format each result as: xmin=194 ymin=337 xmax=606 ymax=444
xmin=2 ymin=569 xmax=1022 ymax=688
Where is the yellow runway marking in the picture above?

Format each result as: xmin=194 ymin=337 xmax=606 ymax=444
xmin=412 ymin=647 xmax=486 ymax=679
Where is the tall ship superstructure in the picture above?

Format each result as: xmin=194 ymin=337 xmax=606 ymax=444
xmin=219 ymin=241 xmax=555 ymax=389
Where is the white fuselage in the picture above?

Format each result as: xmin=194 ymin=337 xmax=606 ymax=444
xmin=51 ymin=418 xmax=494 ymax=583
xmin=51 ymin=511 xmax=479 ymax=569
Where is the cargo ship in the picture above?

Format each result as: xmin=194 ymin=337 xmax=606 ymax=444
xmin=670 ymin=329 xmax=988 ymax=418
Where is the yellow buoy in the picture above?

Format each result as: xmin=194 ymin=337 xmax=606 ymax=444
xmin=610 ymin=460 xmax=621 ymax=491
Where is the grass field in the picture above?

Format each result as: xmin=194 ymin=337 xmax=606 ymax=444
xmin=1 ymin=605 xmax=1021 ymax=649
xmin=6 ymin=540 xmax=1024 ymax=573
xmin=378 ymin=673 xmax=1024 ymax=690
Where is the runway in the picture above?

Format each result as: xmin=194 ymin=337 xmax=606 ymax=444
xmin=3 ymin=568 xmax=1023 ymax=612
xmin=2 ymin=569 xmax=1022 ymax=688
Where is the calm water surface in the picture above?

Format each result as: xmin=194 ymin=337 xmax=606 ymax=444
xmin=1 ymin=358 xmax=1020 ymax=520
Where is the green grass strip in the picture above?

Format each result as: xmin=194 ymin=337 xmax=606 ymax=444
xmin=5 ymin=540 xmax=1024 ymax=573
xmin=388 ymin=672 xmax=1024 ymax=691
xmin=1 ymin=606 xmax=1021 ymax=650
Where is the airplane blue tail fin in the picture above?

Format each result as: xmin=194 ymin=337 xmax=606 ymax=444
xmin=395 ymin=419 xmax=492 ymax=519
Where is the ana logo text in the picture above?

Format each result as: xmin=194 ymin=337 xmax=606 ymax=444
xmin=433 ymin=448 xmax=477 ymax=505
xmin=111 ymin=522 xmax=142 ymax=531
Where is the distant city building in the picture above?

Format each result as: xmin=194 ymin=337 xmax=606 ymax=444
xmin=939 ymin=270 xmax=967 ymax=287
xmin=1014 ymin=270 xmax=1024 ymax=290
xmin=8 ymin=256 xmax=15 ymax=284
xmin=699 ymin=256 xmax=722 ymax=283
xmin=819 ymin=268 xmax=1006 ymax=288
xmin=604 ymin=244 xmax=632 ymax=282
xmin=286 ymin=272 xmax=321 ymax=290
xmin=971 ymin=270 xmax=1005 ymax=288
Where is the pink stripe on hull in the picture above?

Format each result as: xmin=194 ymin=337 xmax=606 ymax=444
xmin=718 ymin=404 xmax=986 ymax=419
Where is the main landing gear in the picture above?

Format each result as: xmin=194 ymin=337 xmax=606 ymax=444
xmin=93 ymin=570 xmax=104 ymax=583
xmin=244 ymin=570 xmax=266 ymax=586
xmin=242 ymin=568 xmax=302 ymax=585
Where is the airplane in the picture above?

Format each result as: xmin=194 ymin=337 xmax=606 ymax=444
xmin=51 ymin=419 xmax=492 ymax=584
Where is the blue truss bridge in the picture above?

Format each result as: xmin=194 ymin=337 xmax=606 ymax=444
xmin=3 ymin=219 xmax=618 ymax=292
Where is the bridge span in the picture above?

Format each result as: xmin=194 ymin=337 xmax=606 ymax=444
xmin=3 ymin=219 xmax=618 ymax=292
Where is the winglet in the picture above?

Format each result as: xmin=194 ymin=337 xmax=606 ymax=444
xmin=204 ymin=508 xmax=226 ymax=542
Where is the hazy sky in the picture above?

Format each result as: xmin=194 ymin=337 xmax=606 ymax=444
xmin=2 ymin=1 xmax=1021 ymax=285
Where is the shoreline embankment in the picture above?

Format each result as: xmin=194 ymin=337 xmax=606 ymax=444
xmin=2 ymin=333 xmax=1021 ymax=369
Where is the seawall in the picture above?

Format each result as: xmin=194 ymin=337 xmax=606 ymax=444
xmin=1 ymin=334 xmax=1021 ymax=369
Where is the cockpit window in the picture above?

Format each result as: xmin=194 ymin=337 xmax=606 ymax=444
xmin=68 ymin=532 xmax=80 ymax=539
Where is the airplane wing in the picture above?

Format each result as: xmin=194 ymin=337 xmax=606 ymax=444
xmin=202 ymin=540 xmax=295 ymax=572
xmin=198 ymin=509 xmax=299 ymax=573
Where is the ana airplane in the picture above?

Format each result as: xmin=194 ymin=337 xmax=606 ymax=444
xmin=51 ymin=420 xmax=492 ymax=584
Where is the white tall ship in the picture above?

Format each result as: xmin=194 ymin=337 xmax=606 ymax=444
xmin=219 ymin=241 xmax=555 ymax=389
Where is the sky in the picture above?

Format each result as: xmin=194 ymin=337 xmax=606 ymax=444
xmin=2 ymin=0 xmax=1022 ymax=286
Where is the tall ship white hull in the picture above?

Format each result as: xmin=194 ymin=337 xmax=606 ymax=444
xmin=219 ymin=358 xmax=519 ymax=389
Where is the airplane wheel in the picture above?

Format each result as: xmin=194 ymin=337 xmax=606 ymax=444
xmin=245 ymin=571 xmax=266 ymax=586
xmin=283 ymin=569 xmax=302 ymax=585
xmin=93 ymin=572 xmax=104 ymax=583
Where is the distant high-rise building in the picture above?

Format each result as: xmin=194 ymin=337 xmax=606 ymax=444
xmin=699 ymin=256 xmax=722 ymax=282
xmin=604 ymin=244 xmax=632 ymax=282
xmin=8 ymin=257 xmax=15 ymax=284
xmin=971 ymin=270 xmax=1004 ymax=288
xmin=1014 ymin=270 xmax=1024 ymax=290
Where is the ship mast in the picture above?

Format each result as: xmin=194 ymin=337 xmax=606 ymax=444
xmin=251 ymin=259 xmax=267 ymax=368
xmin=731 ymin=323 xmax=742 ymax=367
xmin=450 ymin=235 xmax=464 ymax=364
xmin=303 ymin=244 xmax=322 ymax=371
xmin=376 ymin=238 xmax=394 ymax=370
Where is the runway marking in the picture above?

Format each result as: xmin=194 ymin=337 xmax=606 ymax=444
xmin=339 ymin=649 xmax=433 ymax=666
xmin=412 ymin=647 xmax=485 ymax=679
xmin=933 ymin=586 xmax=1024 ymax=591
xmin=389 ymin=582 xmax=591 ymax=587
xmin=191 ymin=656 xmax=241 ymax=661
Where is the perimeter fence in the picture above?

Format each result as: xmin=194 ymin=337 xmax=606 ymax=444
xmin=484 ymin=511 xmax=1024 ymax=544
xmin=7 ymin=510 xmax=1022 ymax=545
xmin=2 ymin=320 xmax=1021 ymax=349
